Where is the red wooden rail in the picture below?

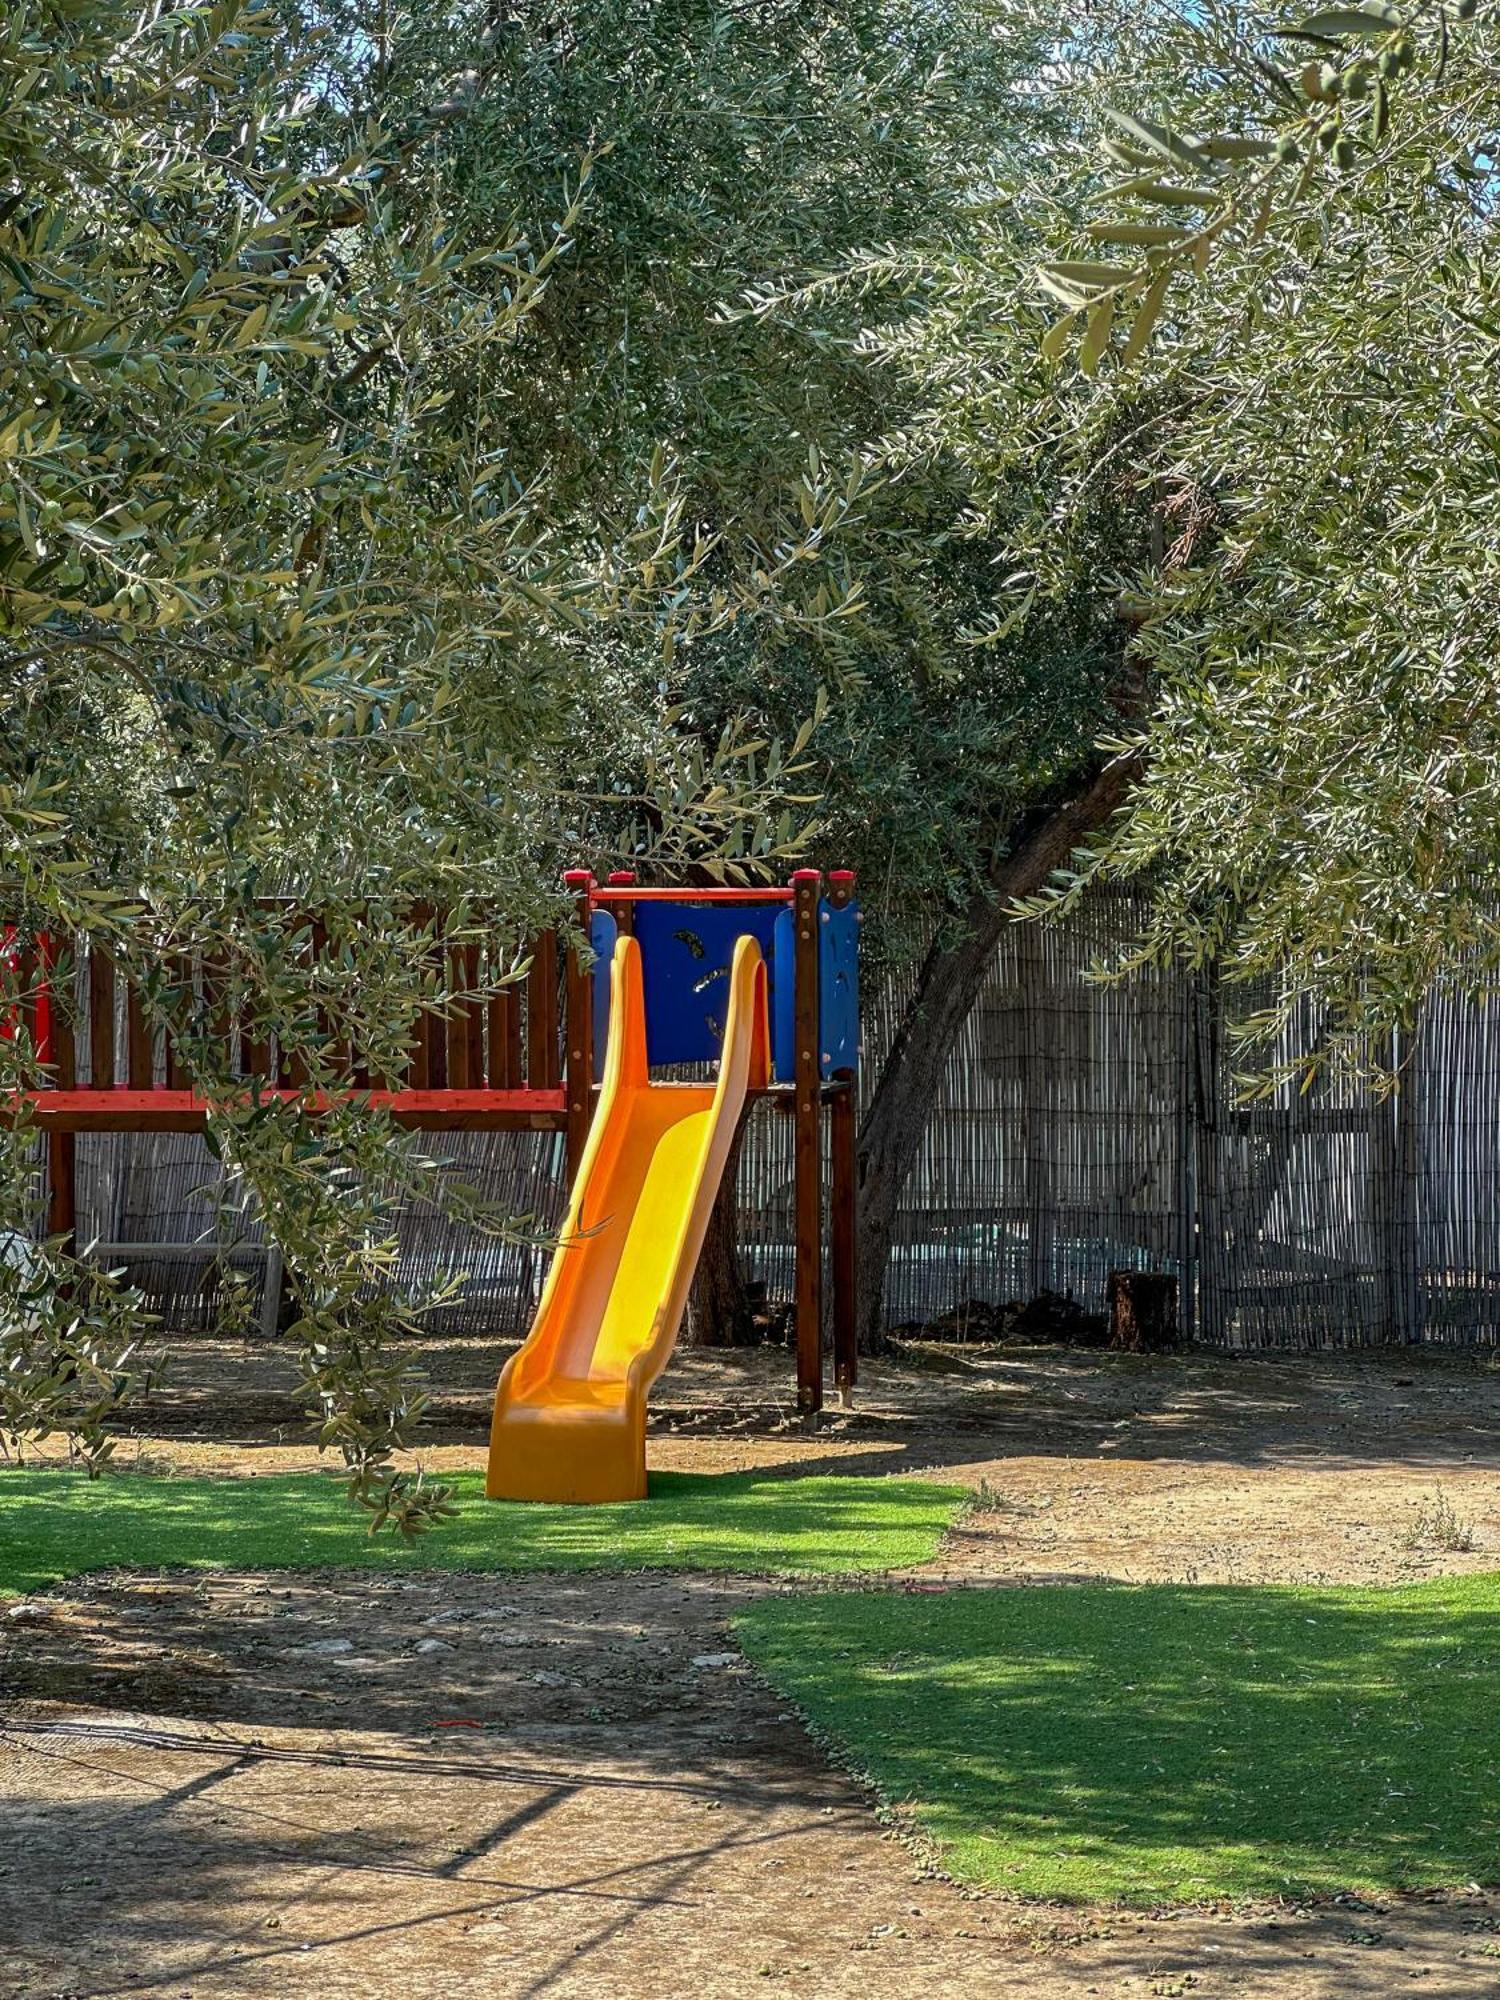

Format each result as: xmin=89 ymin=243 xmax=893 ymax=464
xmin=589 ymin=886 xmax=795 ymax=904
xmin=25 ymin=1088 xmax=568 ymax=1133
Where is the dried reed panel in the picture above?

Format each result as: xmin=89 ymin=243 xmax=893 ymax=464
xmin=61 ymin=884 xmax=1500 ymax=1351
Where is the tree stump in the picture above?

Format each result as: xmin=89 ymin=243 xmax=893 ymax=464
xmin=1106 ymin=1270 xmax=1179 ymax=1352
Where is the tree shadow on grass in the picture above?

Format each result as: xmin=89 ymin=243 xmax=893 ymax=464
xmin=735 ymin=1574 xmax=1500 ymax=1905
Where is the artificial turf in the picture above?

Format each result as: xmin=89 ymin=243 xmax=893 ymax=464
xmin=735 ymin=1574 xmax=1500 ymax=1905
xmin=0 ymin=1465 xmax=963 ymax=1595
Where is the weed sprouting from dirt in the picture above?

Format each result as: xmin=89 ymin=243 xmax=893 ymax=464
xmin=1399 ymin=1489 xmax=1476 ymax=1555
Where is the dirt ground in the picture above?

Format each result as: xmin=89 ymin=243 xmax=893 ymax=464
xmin=3 ymin=1337 xmax=1500 ymax=1998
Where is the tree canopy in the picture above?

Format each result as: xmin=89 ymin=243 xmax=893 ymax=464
xmin=7 ymin=0 xmax=1498 ymax=1487
xmin=3 ymin=0 xmax=1082 ymax=1495
xmin=889 ymin=0 xmax=1500 ymax=1084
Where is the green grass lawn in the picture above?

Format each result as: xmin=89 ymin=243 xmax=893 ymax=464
xmin=736 ymin=1575 xmax=1500 ymax=1905
xmin=0 ymin=1465 xmax=963 ymax=1596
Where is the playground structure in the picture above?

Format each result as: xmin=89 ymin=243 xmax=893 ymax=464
xmin=488 ymin=931 xmax=769 ymax=1501
xmin=5 ymin=869 xmax=861 ymax=1459
xmin=490 ymin=873 xmax=860 ymax=1500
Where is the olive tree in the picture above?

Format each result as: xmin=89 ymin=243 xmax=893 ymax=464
xmin=0 ymin=0 xmax=841 ymax=1515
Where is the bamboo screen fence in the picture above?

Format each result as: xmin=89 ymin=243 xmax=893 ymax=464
xmin=53 ymin=885 xmax=1500 ymax=1350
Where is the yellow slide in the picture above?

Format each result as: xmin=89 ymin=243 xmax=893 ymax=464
xmin=487 ymin=931 xmax=769 ymax=1503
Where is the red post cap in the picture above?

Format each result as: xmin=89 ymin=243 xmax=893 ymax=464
xmin=563 ymin=869 xmax=594 ymax=890
xmin=607 ymin=870 xmax=637 ymax=885
xmin=828 ymin=869 xmax=856 ymax=886
xmin=790 ymin=868 xmax=822 ymax=883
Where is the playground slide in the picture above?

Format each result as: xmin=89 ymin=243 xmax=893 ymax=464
xmin=487 ymin=930 xmax=769 ymax=1503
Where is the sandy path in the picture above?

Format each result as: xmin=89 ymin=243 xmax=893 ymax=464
xmin=5 ymin=1343 xmax=1499 ymax=1996
xmin=4 ymin=1568 xmax=1498 ymax=2000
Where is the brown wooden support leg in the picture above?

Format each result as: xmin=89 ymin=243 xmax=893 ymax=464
xmin=792 ymin=869 xmax=823 ymax=1414
xmin=47 ymin=1131 xmax=77 ymax=1255
xmin=562 ymin=872 xmax=595 ymax=1181
xmin=825 ymin=869 xmax=858 ymax=1401
xmin=830 ymin=1078 xmax=857 ymax=1403
xmin=46 ymin=952 xmax=78 ymax=1256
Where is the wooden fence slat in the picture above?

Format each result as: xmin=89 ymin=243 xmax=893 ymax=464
xmin=526 ymin=931 xmax=559 ymax=1089
xmin=465 ymin=943 xmax=484 ymax=1085
xmin=126 ymin=979 xmax=153 ymax=1088
xmin=165 ymin=954 xmax=191 ymax=1089
xmin=447 ymin=945 xmax=471 ymax=1091
xmin=488 ymin=980 xmax=520 ymax=1088
xmin=88 ymin=949 xmax=116 ymax=1089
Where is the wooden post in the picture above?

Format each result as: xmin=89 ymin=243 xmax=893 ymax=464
xmin=792 ymin=868 xmax=823 ymax=1414
xmin=608 ymin=870 xmax=636 ymax=937
xmin=827 ymin=869 xmax=858 ymax=1403
xmin=563 ymin=871 xmax=595 ymax=1179
xmin=44 ymin=937 xmax=76 ymax=1255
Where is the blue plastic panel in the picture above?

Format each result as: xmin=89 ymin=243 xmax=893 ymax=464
xmin=819 ymin=899 xmax=860 ymax=1075
xmin=589 ymin=895 xmax=857 ymax=1082
xmin=589 ymin=910 xmax=618 ymax=1074
xmin=633 ymin=901 xmax=782 ymax=1065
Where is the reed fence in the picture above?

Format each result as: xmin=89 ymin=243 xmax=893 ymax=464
xmin=53 ymin=886 xmax=1500 ymax=1349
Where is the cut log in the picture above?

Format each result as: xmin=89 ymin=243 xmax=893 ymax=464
xmin=1107 ymin=1270 xmax=1179 ymax=1352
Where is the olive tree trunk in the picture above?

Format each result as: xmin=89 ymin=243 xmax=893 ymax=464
xmin=853 ymin=754 xmax=1143 ymax=1348
xmin=688 ymin=1121 xmax=758 ymax=1345
xmin=686 ymin=752 xmax=1142 ymax=1352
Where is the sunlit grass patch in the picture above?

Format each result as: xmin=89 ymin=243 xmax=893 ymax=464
xmin=0 ymin=1465 xmax=963 ymax=1594
xmin=736 ymin=1575 xmax=1500 ymax=1904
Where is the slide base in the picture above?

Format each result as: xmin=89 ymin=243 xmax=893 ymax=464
xmin=487 ymin=1393 xmax=647 ymax=1505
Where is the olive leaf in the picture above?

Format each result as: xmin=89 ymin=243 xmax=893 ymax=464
xmin=1120 ymin=265 xmax=1172 ymax=365
xmin=1104 ymin=108 xmax=1215 ymax=171
xmin=1289 ymin=5 xmax=1405 ymax=36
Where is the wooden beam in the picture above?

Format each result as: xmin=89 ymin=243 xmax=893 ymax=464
xmin=563 ymin=873 xmax=595 ymax=1180
xmin=827 ymin=866 xmax=858 ymax=1403
xmin=791 ymin=867 xmax=823 ymax=1414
